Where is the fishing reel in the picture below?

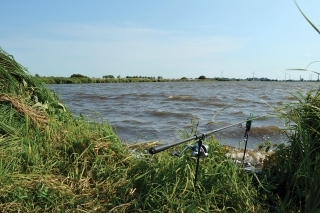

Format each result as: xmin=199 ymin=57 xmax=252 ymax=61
xmin=192 ymin=143 xmax=209 ymax=157
xmin=171 ymin=141 xmax=209 ymax=158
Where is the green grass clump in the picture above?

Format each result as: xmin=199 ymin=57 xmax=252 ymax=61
xmin=267 ymin=89 xmax=320 ymax=212
xmin=128 ymin=138 xmax=273 ymax=212
xmin=0 ymin=115 xmax=136 ymax=212
xmin=0 ymin=47 xmax=273 ymax=212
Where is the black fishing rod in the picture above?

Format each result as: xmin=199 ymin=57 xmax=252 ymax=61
xmin=149 ymin=118 xmax=255 ymax=155
xmin=149 ymin=116 xmax=257 ymax=187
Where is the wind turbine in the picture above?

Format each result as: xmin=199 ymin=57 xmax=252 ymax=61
xmin=287 ymin=61 xmax=320 ymax=81
xmin=252 ymin=70 xmax=255 ymax=81
xmin=311 ymin=71 xmax=320 ymax=81
xmin=284 ymin=72 xmax=288 ymax=81
xmin=221 ymin=70 xmax=224 ymax=78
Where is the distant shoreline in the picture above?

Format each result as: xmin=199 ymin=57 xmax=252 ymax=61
xmin=36 ymin=75 xmax=316 ymax=84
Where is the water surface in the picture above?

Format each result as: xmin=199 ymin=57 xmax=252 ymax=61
xmin=48 ymin=81 xmax=319 ymax=148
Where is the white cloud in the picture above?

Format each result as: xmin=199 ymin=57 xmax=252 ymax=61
xmin=48 ymin=23 xmax=246 ymax=59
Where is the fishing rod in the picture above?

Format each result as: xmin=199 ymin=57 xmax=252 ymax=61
xmin=149 ymin=116 xmax=258 ymax=186
xmin=149 ymin=117 xmax=256 ymax=155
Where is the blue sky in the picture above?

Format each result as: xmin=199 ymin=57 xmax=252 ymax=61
xmin=1 ymin=1 xmax=319 ymax=80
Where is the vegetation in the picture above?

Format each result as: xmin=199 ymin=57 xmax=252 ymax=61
xmin=294 ymin=0 xmax=320 ymax=34
xmin=37 ymin=75 xmax=281 ymax=84
xmin=38 ymin=76 xmax=171 ymax=84
xmin=103 ymin=75 xmax=115 ymax=78
xmin=266 ymin=89 xmax=320 ymax=212
xmin=269 ymin=7 xmax=320 ymax=211
xmin=181 ymin=77 xmax=188 ymax=81
xmin=70 ymin=74 xmax=89 ymax=78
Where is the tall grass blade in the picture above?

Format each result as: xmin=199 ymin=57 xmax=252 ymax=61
xmin=294 ymin=0 xmax=320 ymax=34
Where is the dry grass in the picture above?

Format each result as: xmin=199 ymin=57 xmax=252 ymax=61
xmin=0 ymin=94 xmax=48 ymax=127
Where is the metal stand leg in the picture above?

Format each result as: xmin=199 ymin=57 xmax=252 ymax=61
xmin=194 ymin=134 xmax=205 ymax=187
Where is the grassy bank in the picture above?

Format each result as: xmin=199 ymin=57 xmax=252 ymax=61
xmin=1 ymin=47 xmax=320 ymax=212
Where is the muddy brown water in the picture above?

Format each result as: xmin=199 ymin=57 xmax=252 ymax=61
xmin=48 ymin=81 xmax=319 ymax=149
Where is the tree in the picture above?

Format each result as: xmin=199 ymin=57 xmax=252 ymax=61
xmin=103 ymin=75 xmax=115 ymax=78
xmin=198 ymin=75 xmax=206 ymax=79
xmin=71 ymin=74 xmax=88 ymax=78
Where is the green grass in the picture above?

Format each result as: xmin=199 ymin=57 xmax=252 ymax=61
xmin=128 ymin=136 xmax=273 ymax=212
xmin=267 ymin=89 xmax=320 ymax=212
xmin=0 ymin=111 xmax=271 ymax=211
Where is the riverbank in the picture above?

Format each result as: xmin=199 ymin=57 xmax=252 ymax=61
xmin=37 ymin=74 xmax=282 ymax=84
xmin=1 ymin=47 xmax=319 ymax=212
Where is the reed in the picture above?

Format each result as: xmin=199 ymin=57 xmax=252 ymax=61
xmin=267 ymin=88 xmax=320 ymax=212
xmin=267 ymin=3 xmax=320 ymax=211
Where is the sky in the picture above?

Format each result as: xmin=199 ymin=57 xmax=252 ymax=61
xmin=1 ymin=1 xmax=320 ymax=80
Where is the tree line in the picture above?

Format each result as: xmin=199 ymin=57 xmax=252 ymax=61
xmin=36 ymin=74 xmax=255 ymax=84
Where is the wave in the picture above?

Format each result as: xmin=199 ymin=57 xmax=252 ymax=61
xmin=250 ymin=126 xmax=285 ymax=135
xmin=168 ymin=95 xmax=198 ymax=101
xmin=213 ymin=125 xmax=285 ymax=138
xmin=50 ymin=82 xmax=309 ymax=147
xmin=77 ymin=94 xmax=110 ymax=101
xmin=198 ymin=101 xmax=227 ymax=107
xmin=147 ymin=110 xmax=194 ymax=118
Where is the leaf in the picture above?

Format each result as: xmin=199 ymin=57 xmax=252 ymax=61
xmin=22 ymin=79 xmax=28 ymax=87
xmin=58 ymin=102 xmax=66 ymax=112
xmin=32 ymin=102 xmax=48 ymax=110
xmin=294 ymin=0 xmax=320 ymax=34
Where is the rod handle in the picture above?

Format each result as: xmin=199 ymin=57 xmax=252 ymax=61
xmin=149 ymin=143 xmax=173 ymax=154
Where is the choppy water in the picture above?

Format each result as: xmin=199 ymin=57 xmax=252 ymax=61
xmin=48 ymin=81 xmax=319 ymax=148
